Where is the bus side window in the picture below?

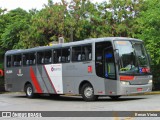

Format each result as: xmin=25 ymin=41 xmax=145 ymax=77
xmin=30 ymin=53 xmax=36 ymax=65
xmin=53 ymin=50 xmax=56 ymax=63
xmin=58 ymin=56 xmax=61 ymax=62
xmin=23 ymin=54 xmax=28 ymax=66
xmin=71 ymin=49 xmax=76 ymax=61
xmin=53 ymin=49 xmax=61 ymax=63
xmin=72 ymin=46 xmax=81 ymax=61
xmin=61 ymin=56 xmax=66 ymax=62
xmin=88 ymin=45 xmax=92 ymax=60
xmin=81 ymin=53 xmax=85 ymax=60
xmin=82 ymin=46 xmax=86 ymax=61
xmin=6 ymin=56 xmax=11 ymax=67
xmin=13 ymin=54 xmax=22 ymax=67
xmin=37 ymin=52 xmax=44 ymax=64
xmin=41 ymin=58 xmax=44 ymax=64
xmin=26 ymin=60 xmax=29 ymax=65
xmin=82 ymin=44 xmax=92 ymax=61
xmin=89 ymin=53 xmax=92 ymax=60
xmin=78 ymin=54 xmax=81 ymax=61
xmin=62 ymin=48 xmax=70 ymax=63
xmin=44 ymin=50 xmax=52 ymax=64
xmin=23 ymin=53 xmax=36 ymax=66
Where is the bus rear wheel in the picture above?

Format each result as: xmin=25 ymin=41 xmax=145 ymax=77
xmin=25 ymin=84 xmax=35 ymax=98
xmin=81 ymin=83 xmax=98 ymax=101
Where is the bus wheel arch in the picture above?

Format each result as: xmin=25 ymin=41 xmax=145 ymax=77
xmin=79 ymin=81 xmax=98 ymax=101
xmin=79 ymin=80 xmax=91 ymax=94
xmin=24 ymin=82 xmax=35 ymax=98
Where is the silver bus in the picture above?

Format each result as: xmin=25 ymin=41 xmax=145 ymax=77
xmin=4 ymin=37 xmax=152 ymax=101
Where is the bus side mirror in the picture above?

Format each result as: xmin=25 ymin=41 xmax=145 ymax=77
xmin=114 ymin=49 xmax=120 ymax=64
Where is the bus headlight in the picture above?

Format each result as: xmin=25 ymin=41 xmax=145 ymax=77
xmin=121 ymin=81 xmax=130 ymax=85
xmin=148 ymin=80 xmax=152 ymax=84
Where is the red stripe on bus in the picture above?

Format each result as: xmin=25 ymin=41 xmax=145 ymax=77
xmin=30 ymin=67 xmax=42 ymax=93
xmin=43 ymin=65 xmax=57 ymax=94
xmin=120 ymin=76 xmax=134 ymax=81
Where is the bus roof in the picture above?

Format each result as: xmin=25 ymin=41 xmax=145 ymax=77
xmin=5 ymin=37 xmax=142 ymax=55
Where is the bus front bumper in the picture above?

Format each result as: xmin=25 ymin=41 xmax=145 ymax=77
xmin=119 ymin=84 xmax=152 ymax=95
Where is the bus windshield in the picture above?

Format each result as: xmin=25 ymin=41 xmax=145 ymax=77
xmin=114 ymin=41 xmax=150 ymax=74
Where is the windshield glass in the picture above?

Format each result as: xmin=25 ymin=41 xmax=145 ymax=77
xmin=114 ymin=41 xmax=150 ymax=74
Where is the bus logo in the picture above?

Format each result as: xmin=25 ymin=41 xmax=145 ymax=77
xmin=51 ymin=67 xmax=54 ymax=72
xmin=51 ymin=67 xmax=61 ymax=72
xmin=50 ymin=64 xmax=62 ymax=72
xmin=17 ymin=69 xmax=23 ymax=76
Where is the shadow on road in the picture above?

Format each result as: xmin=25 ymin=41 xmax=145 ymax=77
xmin=12 ymin=94 xmax=147 ymax=102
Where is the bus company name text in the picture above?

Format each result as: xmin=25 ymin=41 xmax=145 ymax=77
xmin=7 ymin=112 xmax=42 ymax=118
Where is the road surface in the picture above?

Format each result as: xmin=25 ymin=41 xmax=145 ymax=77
xmin=0 ymin=92 xmax=160 ymax=120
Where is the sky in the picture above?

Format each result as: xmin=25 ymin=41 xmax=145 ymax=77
xmin=0 ymin=0 xmax=105 ymax=11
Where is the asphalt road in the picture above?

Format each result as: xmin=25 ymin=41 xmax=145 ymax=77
xmin=0 ymin=92 xmax=160 ymax=120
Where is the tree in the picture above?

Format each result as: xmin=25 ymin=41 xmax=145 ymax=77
xmin=25 ymin=0 xmax=67 ymax=47
xmin=136 ymin=0 xmax=160 ymax=90
xmin=0 ymin=8 xmax=7 ymax=64
xmin=0 ymin=8 xmax=31 ymax=50
xmin=99 ymin=0 xmax=144 ymax=37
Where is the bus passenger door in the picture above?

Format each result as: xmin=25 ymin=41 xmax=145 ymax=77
xmin=103 ymin=47 xmax=116 ymax=80
xmin=95 ymin=41 xmax=117 ymax=95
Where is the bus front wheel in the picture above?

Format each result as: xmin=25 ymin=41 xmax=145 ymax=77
xmin=81 ymin=83 xmax=98 ymax=101
xmin=25 ymin=84 xmax=35 ymax=98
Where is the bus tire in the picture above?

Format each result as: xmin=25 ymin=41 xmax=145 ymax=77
xmin=109 ymin=96 xmax=121 ymax=100
xmin=81 ymin=83 xmax=98 ymax=101
xmin=25 ymin=84 xmax=35 ymax=98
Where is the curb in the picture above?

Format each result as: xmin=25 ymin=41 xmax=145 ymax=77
xmin=144 ymin=91 xmax=160 ymax=95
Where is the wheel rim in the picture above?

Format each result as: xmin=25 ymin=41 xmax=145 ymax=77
xmin=27 ymin=86 xmax=32 ymax=96
xmin=84 ymin=87 xmax=93 ymax=98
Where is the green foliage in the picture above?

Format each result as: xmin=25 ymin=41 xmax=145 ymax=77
xmin=0 ymin=8 xmax=31 ymax=50
xmin=137 ymin=0 xmax=160 ymax=64
xmin=135 ymin=0 xmax=160 ymax=90
xmin=0 ymin=63 xmax=3 ymax=69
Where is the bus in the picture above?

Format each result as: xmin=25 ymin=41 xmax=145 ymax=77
xmin=4 ymin=37 xmax=152 ymax=101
